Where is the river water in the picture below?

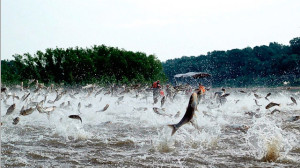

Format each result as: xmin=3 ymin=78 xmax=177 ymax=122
xmin=1 ymin=87 xmax=300 ymax=167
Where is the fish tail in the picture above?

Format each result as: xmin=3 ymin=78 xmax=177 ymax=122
xmin=168 ymin=124 xmax=177 ymax=136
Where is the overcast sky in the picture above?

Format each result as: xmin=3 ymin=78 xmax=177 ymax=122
xmin=1 ymin=0 xmax=300 ymax=61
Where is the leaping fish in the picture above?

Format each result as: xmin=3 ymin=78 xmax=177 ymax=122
xmin=239 ymin=90 xmax=247 ymax=94
xmin=291 ymin=97 xmax=297 ymax=105
xmin=220 ymin=93 xmax=230 ymax=98
xmin=54 ymin=93 xmax=63 ymax=102
xmin=68 ymin=115 xmax=82 ymax=123
xmin=20 ymin=107 xmax=35 ymax=116
xmin=161 ymin=96 xmax=166 ymax=107
xmin=6 ymin=104 xmax=16 ymax=115
xmin=97 ymin=104 xmax=109 ymax=112
xmin=13 ymin=117 xmax=20 ymax=125
xmin=82 ymin=84 xmax=94 ymax=89
xmin=44 ymin=106 xmax=56 ymax=113
xmin=254 ymin=99 xmax=262 ymax=106
xmin=265 ymin=93 xmax=271 ymax=101
xmin=254 ymin=93 xmax=262 ymax=99
xmin=265 ymin=102 xmax=280 ymax=109
xmin=174 ymin=111 xmax=181 ymax=118
xmin=153 ymin=107 xmax=172 ymax=117
xmin=288 ymin=116 xmax=300 ymax=122
xmin=168 ymin=91 xmax=199 ymax=136
xmin=85 ymin=104 xmax=92 ymax=108
xmin=271 ymin=109 xmax=280 ymax=114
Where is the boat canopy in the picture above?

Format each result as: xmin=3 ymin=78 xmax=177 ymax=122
xmin=174 ymin=72 xmax=211 ymax=79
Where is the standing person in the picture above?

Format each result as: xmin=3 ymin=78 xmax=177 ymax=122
xmin=151 ymin=80 xmax=161 ymax=103
xmin=197 ymin=83 xmax=206 ymax=104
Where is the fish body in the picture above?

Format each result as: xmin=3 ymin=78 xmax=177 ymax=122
xmin=78 ymin=102 xmax=81 ymax=111
xmin=134 ymin=107 xmax=148 ymax=111
xmin=104 ymin=91 xmax=111 ymax=95
xmin=220 ymin=93 xmax=230 ymax=98
xmin=21 ymin=92 xmax=30 ymax=101
xmin=271 ymin=109 xmax=280 ymax=114
xmin=60 ymin=102 xmax=65 ymax=108
xmin=6 ymin=104 xmax=16 ymax=115
xmin=85 ymin=104 xmax=92 ymax=108
xmin=28 ymin=79 xmax=35 ymax=85
xmin=161 ymin=96 xmax=166 ymax=107
xmin=44 ymin=106 xmax=56 ymax=112
xmin=54 ymin=94 xmax=63 ymax=102
xmin=69 ymin=94 xmax=76 ymax=99
xmin=288 ymin=116 xmax=300 ymax=122
xmin=116 ymin=96 xmax=124 ymax=104
xmin=1 ymin=87 xmax=7 ymax=93
xmin=265 ymin=93 xmax=271 ymax=101
xmin=36 ymin=105 xmax=46 ymax=114
xmin=153 ymin=107 xmax=171 ymax=117
xmin=20 ymin=107 xmax=34 ymax=116
xmin=47 ymin=100 xmax=55 ymax=104
xmin=98 ymin=104 xmax=109 ymax=112
xmin=168 ymin=92 xmax=198 ymax=136
xmin=118 ymin=96 xmax=124 ymax=101
xmin=226 ymin=124 xmax=249 ymax=133
xmin=291 ymin=97 xmax=297 ymax=105
xmin=266 ymin=102 xmax=280 ymax=109
xmin=153 ymin=97 xmax=158 ymax=104
xmin=255 ymin=99 xmax=262 ymax=106
xmin=13 ymin=117 xmax=20 ymax=125
xmin=174 ymin=111 xmax=181 ymax=118
xmin=254 ymin=93 xmax=262 ymax=99
xmin=28 ymin=101 xmax=39 ymax=106
xmin=68 ymin=115 xmax=82 ymax=123
xmin=82 ymin=84 xmax=94 ymax=89
xmin=94 ymin=88 xmax=103 ymax=97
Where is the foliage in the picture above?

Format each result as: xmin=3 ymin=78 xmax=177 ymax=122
xmin=1 ymin=45 xmax=167 ymax=86
xmin=2 ymin=37 xmax=300 ymax=87
xmin=162 ymin=37 xmax=300 ymax=87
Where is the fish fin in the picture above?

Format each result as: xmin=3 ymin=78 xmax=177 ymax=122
xmin=168 ymin=124 xmax=177 ymax=136
xmin=191 ymin=101 xmax=197 ymax=108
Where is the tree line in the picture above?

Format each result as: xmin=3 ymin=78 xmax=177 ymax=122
xmin=1 ymin=45 xmax=167 ymax=86
xmin=162 ymin=37 xmax=300 ymax=87
xmin=1 ymin=37 xmax=300 ymax=87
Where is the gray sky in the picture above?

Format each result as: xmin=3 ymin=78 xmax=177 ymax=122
xmin=1 ymin=0 xmax=300 ymax=61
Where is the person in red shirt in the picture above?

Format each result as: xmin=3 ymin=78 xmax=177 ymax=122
xmin=151 ymin=80 xmax=161 ymax=103
xmin=197 ymin=83 xmax=206 ymax=104
xmin=198 ymin=83 xmax=206 ymax=94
